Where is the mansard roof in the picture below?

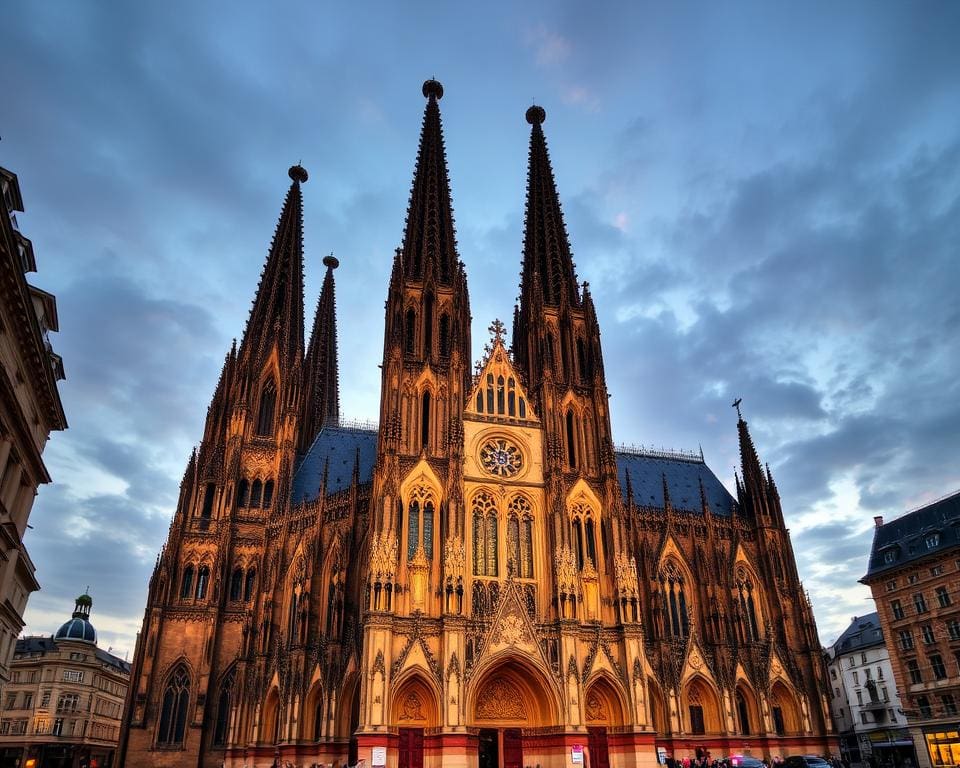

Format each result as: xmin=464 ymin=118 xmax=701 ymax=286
xmin=292 ymin=424 xmax=378 ymax=503
xmin=863 ymin=489 xmax=960 ymax=580
xmin=616 ymin=449 xmax=736 ymax=516
xmin=830 ymin=612 xmax=884 ymax=654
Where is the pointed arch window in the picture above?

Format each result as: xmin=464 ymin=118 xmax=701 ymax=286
xmin=250 ymin=479 xmax=262 ymax=508
xmin=735 ymin=567 xmax=762 ymax=641
xmin=486 ymin=374 xmax=494 ymax=413
xmin=404 ymin=309 xmax=416 ymax=355
xmin=256 ymin=380 xmax=277 ymax=436
xmin=423 ymin=291 xmax=434 ymax=358
xmin=576 ymin=337 xmax=589 ymax=382
xmin=507 ymin=378 xmax=516 ymax=416
xmin=438 ymin=314 xmax=450 ymax=358
xmin=545 ymin=332 xmax=555 ymax=367
xmin=573 ymin=518 xmax=585 ymax=570
xmin=229 ymin=569 xmax=243 ymax=601
xmin=195 ymin=566 xmax=210 ymax=600
xmin=237 ymin=479 xmax=249 ymax=508
xmin=263 ymin=480 xmax=274 ymax=509
xmin=509 ymin=495 xmax=534 ymax=578
xmin=157 ymin=665 xmax=190 ymax=746
xmin=476 ymin=390 xmax=484 ymax=413
xmin=585 ymin=518 xmax=597 ymax=566
xmin=471 ymin=492 xmax=498 ymax=577
xmin=518 ymin=397 xmax=526 ymax=419
xmin=213 ymin=667 xmax=235 ymax=746
xmin=423 ymin=501 xmax=434 ymax=559
xmin=565 ymin=410 xmax=578 ymax=468
xmin=201 ymin=483 xmax=215 ymax=521
xmin=407 ymin=500 xmax=420 ymax=560
xmin=180 ymin=567 xmax=194 ymax=600
xmin=244 ymin=569 xmax=256 ymax=601
xmin=420 ymin=391 xmax=431 ymax=452
xmin=497 ymin=375 xmax=505 ymax=414
xmin=736 ymin=689 xmax=751 ymax=735
xmin=659 ymin=561 xmax=690 ymax=638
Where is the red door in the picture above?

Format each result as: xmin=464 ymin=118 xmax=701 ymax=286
xmin=398 ymin=728 xmax=424 ymax=768
xmin=588 ymin=726 xmax=610 ymax=768
xmin=503 ymin=728 xmax=523 ymax=768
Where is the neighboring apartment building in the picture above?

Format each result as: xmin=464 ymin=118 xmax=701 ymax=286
xmin=0 ymin=595 xmax=130 ymax=768
xmin=825 ymin=613 xmax=917 ymax=768
xmin=0 ymin=164 xmax=67 ymax=683
xmin=862 ymin=492 xmax=960 ymax=768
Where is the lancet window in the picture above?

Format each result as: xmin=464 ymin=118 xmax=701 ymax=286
xmin=229 ymin=569 xmax=243 ymax=601
xmin=213 ymin=667 xmax=235 ymax=746
xmin=439 ymin=314 xmax=450 ymax=357
xmin=657 ymin=560 xmax=690 ymax=638
xmin=404 ymin=309 xmax=416 ymax=355
xmin=472 ymin=491 xmax=498 ymax=577
xmin=195 ymin=566 xmax=210 ymax=600
xmin=735 ymin=566 xmax=762 ymax=642
xmin=570 ymin=501 xmax=597 ymax=571
xmin=255 ymin=380 xmax=276 ymax=436
xmin=156 ymin=665 xmax=190 ymax=746
xmin=406 ymin=487 xmax=436 ymax=560
xmin=180 ymin=566 xmax=194 ymax=600
xmin=507 ymin=495 xmax=534 ymax=578
xmin=565 ymin=409 xmax=578 ymax=468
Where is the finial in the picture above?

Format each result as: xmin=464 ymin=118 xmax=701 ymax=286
xmin=732 ymin=397 xmax=743 ymax=420
xmin=288 ymin=164 xmax=309 ymax=183
xmin=488 ymin=318 xmax=506 ymax=345
xmin=422 ymin=78 xmax=444 ymax=100
xmin=323 ymin=253 xmax=339 ymax=270
xmin=526 ymin=104 xmax=546 ymax=125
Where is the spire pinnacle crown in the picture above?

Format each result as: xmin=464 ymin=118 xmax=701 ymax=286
xmin=526 ymin=104 xmax=546 ymax=125
xmin=288 ymin=164 xmax=308 ymax=184
xmin=422 ymin=78 xmax=444 ymax=100
xmin=323 ymin=253 xmax=340 ymax=270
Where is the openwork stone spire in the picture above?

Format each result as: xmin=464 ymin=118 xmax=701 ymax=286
xmin=520 ymin=105 xmax=580 ymax=309
xmin=397 ymin=79 xmax=459 ymax=285
xmin=238 ymin=165 xmax=307 ymax=369
xmin=301 ymin=254 xmax=341 ymax=449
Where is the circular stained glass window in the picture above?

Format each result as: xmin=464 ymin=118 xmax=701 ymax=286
xmin=479 ymin=438 xmax=523 ymax=478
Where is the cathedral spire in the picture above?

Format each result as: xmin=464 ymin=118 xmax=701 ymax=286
xmin=238 ymin=165 xmax=307 ymax=370
xmin=735 ymin=404 xmax=782 ymax=523
xmin=519 ymin=105 xmax=580 ymax=310
xmin=399 ymin=79 xmax=459 ymax=286
xmin=301 ymin=254 xmax=340 ymax=450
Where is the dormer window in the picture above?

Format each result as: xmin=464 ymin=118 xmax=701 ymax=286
xmin=925 ymin=533 xmax=940 ymax=549
xmin=884 ymin=550 xmax=896 ymax=564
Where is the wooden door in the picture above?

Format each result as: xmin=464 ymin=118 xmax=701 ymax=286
xmin=398 ymin=728 xmax=424 ymax=768
xmin=588 ymin=726 xmax=610 ymax=768
xmin=503 ymin=728 xmax=524 ymax=768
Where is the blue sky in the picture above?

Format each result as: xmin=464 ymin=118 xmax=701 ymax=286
xmin=2 ymin=2 xmax=958 ymax=657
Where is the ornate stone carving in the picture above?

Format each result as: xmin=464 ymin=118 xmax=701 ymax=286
xmin=398 ymin=692 xmax=425 ymax=721
xmin=476 ymin=677 xmax=525 ymax=720
xmin=585 ymin=690 xmax=607 ymax=722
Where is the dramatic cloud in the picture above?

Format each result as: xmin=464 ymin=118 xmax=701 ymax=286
xmin=3 ymin=1 xmax=958 ymax=654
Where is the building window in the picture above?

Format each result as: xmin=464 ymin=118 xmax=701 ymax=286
xmin=906 ymin=659 xmax=922 ymax=684
xmin=909 ymin=574 xmax=919 ymax=584
xmin=861 ymin=651 xmax=868 ymax=663
xmin=884 ymin=550 xmax=896 ymax=563
xmin=865 ymin=667 xmax=873 ymax=680
xmin=886 ymin=579 xmax=897 ymax=591
xmin=180 ymin=567 xmax=194 ymax=599
xmin=40 ymin=691 xmax=50 ymax=708
xmin=942 ymin=694 xmax=958 ymax=716
xmin=922 ymin=625 xmax=936 ymax=644
xmin=772 ymin=706 xmax=785 ymax=736
xmin=853 ymin=671 xmax=859 ymax=685
xmin=834 ymin=687 xmax=840 ymax=697
xmin=565 ymin=409 xmax=577 ymax=468
xmin=52 ymin=718 xmax=63 ymax=736
xmin=830 ymin=668 xmax=837 ymax=680
xmin=948 ymin=619 xmax=960 ymax=641
xmin=931 ymin=565 xmax=943 ymax=576
xmin=916 ymin=696 xmax=932 ymax=718
xmin=856 ymin=690 xmax=863 ymax=705
xmin=891 ymin=600 xmax=904 ymax=620
xmin=936 ymin=586 xmax=951 ymax=607
xmin=914 ymin=593 xmax=928 ymax=614
xmin=658 ymin=561 xmax=690 ymax=639
xmin=930 ymin=654 xmax=947 ymax=680
xmin=229 ymin=569 xmax=243 ymax=601
xmin=925 ymin=533 xmax=940 ymax=548
xmin=860 ymin=711 xmax=869 ymax=725
xmin=195 ymin=566 xmax=210 ymax=600
xmin=878 ymin=666 xmax=884 ymax=680
xmin=213 ymin=668 xmax=235 ymax=746
xmin=507 ymin=495 xmax=534 ymax=578
xmin=255 ymin=380 xmax=277 ymax=436
xmin=56 ymin=693 xmax=79 ymax=712
xmin=882 ymin=686 xmax=889 ymax=702
xmin=62 ymin=670 xmax=83 ymax=683
xmin=157 ymin=665 xmax=191 ymax=746
xmin=244 ymin=569 xmax=256 ymax=601
xmin=472 ymin=493 xmax=497 ymax=577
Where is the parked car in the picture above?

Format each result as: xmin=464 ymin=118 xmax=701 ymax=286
xmin=783 ymin=756 xmax=831 ymax=768
xmin=730 ymin=756 xmax=766 ymax=768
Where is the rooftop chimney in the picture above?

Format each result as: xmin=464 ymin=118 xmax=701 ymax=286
xmin=874 ymin=515 xmax=884 ymax=528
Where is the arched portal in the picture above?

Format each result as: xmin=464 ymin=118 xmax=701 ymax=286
xmin=770 ymin=681 xmax=802 ymax=735
xmin=647 ymin=678 xmax=668 ymax=735
xmin=735 ymin=681 xmax=761 ymax=736
xmin=470 ymin=657 xmax=562 ymax=768
xmin=682 ymin=677 xmax=722 ymax=735
xmin=303 ymin=680 xmax=323 ymax=741
xmin=336 ymin=672 xmax=361 ymax=765
xmin=584 ymin=677 xmax=626 ymax=726
xmin=262 ymin=687 xmax=280 ymax=744
xmin=391 ymin=673 xmax=440 ymax=727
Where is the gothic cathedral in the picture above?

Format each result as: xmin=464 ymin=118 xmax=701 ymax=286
xmin=119 ymin=81 xmax=835 ymax=768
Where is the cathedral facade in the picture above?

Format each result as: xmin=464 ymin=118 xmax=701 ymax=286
xmin=119 ymin=81 xmax=834 ymax=768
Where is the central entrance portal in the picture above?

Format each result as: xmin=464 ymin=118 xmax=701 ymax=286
xmin=398 ymin=728 xmax=424 ymax=768
xmin=478 ymin=728 xmax=523 ymax=768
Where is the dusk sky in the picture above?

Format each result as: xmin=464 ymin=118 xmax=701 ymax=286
xmin=2 ymin=2 xmax=958 ymax=658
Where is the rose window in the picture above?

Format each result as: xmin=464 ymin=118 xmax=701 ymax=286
xmin=479 ymin=439 xmax=523 ymax=478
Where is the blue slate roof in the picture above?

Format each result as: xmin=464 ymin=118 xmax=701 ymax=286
xmin=615 ymin=451 xmax=736 ymax=516
xmin=14 ymin=636 xmax=130 ymax=673
xmin=55 ymin=616 xmax=96 ymax=643
xmin=831 ymin=612 xmax=883 ymax=652
xmin=292 ymin=425 xmax=379 ymax=503
xmin=864 ymin=489 xmax=960 ymax=580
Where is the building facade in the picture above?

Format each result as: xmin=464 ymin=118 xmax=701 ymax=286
xmin=825 ymin=614 xmax=916 ymax=768
xmin=862 ymin=493 xmax=960 ymax=768
xmin=0 ymin=595 xmax=130 ymax=768
xmin=0 ymin=164 xmax=67 ymax=684
xmin=120 ymin=82 xmax=834 ymax=768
